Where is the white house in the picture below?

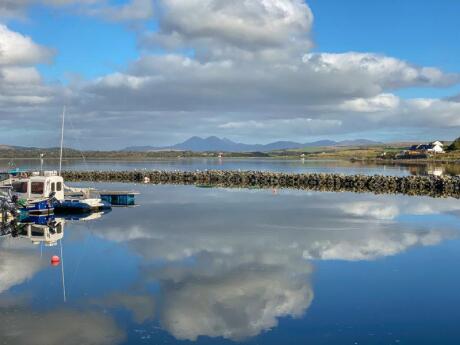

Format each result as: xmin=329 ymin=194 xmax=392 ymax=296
xmin=427 ymin=141 xmax=444 ymax=154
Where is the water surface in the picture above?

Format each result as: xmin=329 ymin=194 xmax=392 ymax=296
xmin=1 ymin=184 xmax=459 ymax=344
xmin=2 ymin=158 xmax=459 ymax=176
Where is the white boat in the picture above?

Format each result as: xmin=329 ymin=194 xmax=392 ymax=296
xmin=0 ymin=170 xmax=112 ymax=214
xmin=3 ymin=171 xmax=64 ymax=214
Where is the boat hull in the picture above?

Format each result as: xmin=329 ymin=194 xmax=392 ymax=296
xmin=22 ymin=200 xmax=53 ymax=215
xmin=54 ymin=199 xmax=111 ymax=214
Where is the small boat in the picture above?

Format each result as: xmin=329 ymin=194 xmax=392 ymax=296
xmin=1 ymin=170 xmax=112 ymax=215
xmin=2 ymin=171 xmax=64 ymax=215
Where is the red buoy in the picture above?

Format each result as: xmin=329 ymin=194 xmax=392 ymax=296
xmin=51 ymin=255 xmax=61 ymax=266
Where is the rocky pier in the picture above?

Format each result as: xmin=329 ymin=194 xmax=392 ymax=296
xmin=61 ymin=170 xmax=460 ymax=199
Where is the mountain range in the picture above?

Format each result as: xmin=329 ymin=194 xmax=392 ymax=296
xmin=124 ymin=136 xmax=382 ymax=152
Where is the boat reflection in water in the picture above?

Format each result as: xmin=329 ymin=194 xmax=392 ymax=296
xmin=18 ymin=216 xmax=64 ymax=246
xmin=1 ymin=210 xmax=110 ymax=240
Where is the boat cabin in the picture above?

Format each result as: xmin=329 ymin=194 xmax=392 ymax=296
xmin=11 ymin=172 xmax=64 ymax=201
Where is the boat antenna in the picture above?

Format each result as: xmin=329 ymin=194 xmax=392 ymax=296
xmin=59 ymin=106 xmax=66 ymax=176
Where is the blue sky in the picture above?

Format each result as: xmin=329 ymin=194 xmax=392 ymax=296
xmin=9 ymin=4 xmax=139 ymax=82
xmin=1 ymin=0 xmax=460 ymax=148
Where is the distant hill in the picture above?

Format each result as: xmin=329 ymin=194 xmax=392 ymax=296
xmin=124 ymin=136 xmax=382 ymax=152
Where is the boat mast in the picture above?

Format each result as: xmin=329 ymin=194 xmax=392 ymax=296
xmin=59 ymin=106 xmax=66 ymax=176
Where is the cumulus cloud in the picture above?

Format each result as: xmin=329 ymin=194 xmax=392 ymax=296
xmin=0 ymin=24 xmax=63 ymax=123
xmin=147 ymin=0 xmax=313 ymax=60
xmin=303 ymin=53 xmax=458 ymax=89
xmin=0 ymin=24 xmax=53 ymax=65
xmin=84 ymin=51 xmax=458 ymax=112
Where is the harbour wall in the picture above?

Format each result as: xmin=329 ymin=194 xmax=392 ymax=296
xmin=61 ymin=170 xmax=460 ymax=199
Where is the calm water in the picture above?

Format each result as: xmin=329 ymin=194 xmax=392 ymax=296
xmin=2 ymin=158 xmax=459 ymax=176
xmin=1 ymin=183 xmax=459 ymax=344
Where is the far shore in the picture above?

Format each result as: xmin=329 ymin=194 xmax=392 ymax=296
xmin=1 ymin=143 xmax=460 ymax=164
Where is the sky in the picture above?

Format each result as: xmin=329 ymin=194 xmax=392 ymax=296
xmin=0 ymin=0 xmax=459 ymax=149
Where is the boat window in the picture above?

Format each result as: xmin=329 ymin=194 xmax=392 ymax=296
xmin=31 ymin=182 xmax=44 ymax=195
xmin=51 ymin=182 xmax=56 ymax=192
xmin=12 ymin=182 xmax=28 ymax=193
xmin=56 ymin=182 xmax=62 ymax=191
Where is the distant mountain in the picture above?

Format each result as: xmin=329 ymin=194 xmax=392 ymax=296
xmin=171 ymin=136 xmax=240 ymax=151
xmin=123 ymin=137 xmax=382 ymax=152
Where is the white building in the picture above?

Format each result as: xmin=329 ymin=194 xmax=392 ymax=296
xmin=428 ymin=141 xmax=444 ymax=154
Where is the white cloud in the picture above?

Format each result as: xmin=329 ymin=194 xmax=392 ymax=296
xmin=149 ymin=0 xmax=313 ymax=60
xmin=0 ymin=24 xmax=53 ymax=65
xmin=303 ymin=53 xmax=458 ymax=89
xmin=340 ymin=93 xmax=401 ymax=112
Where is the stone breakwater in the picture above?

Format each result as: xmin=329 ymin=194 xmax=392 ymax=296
xmin=61 ymin=170 xmax=460 ymax=199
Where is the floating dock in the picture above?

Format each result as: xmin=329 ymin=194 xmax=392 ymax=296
xmin=99 ymin=191 xmax=139 ymax=206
